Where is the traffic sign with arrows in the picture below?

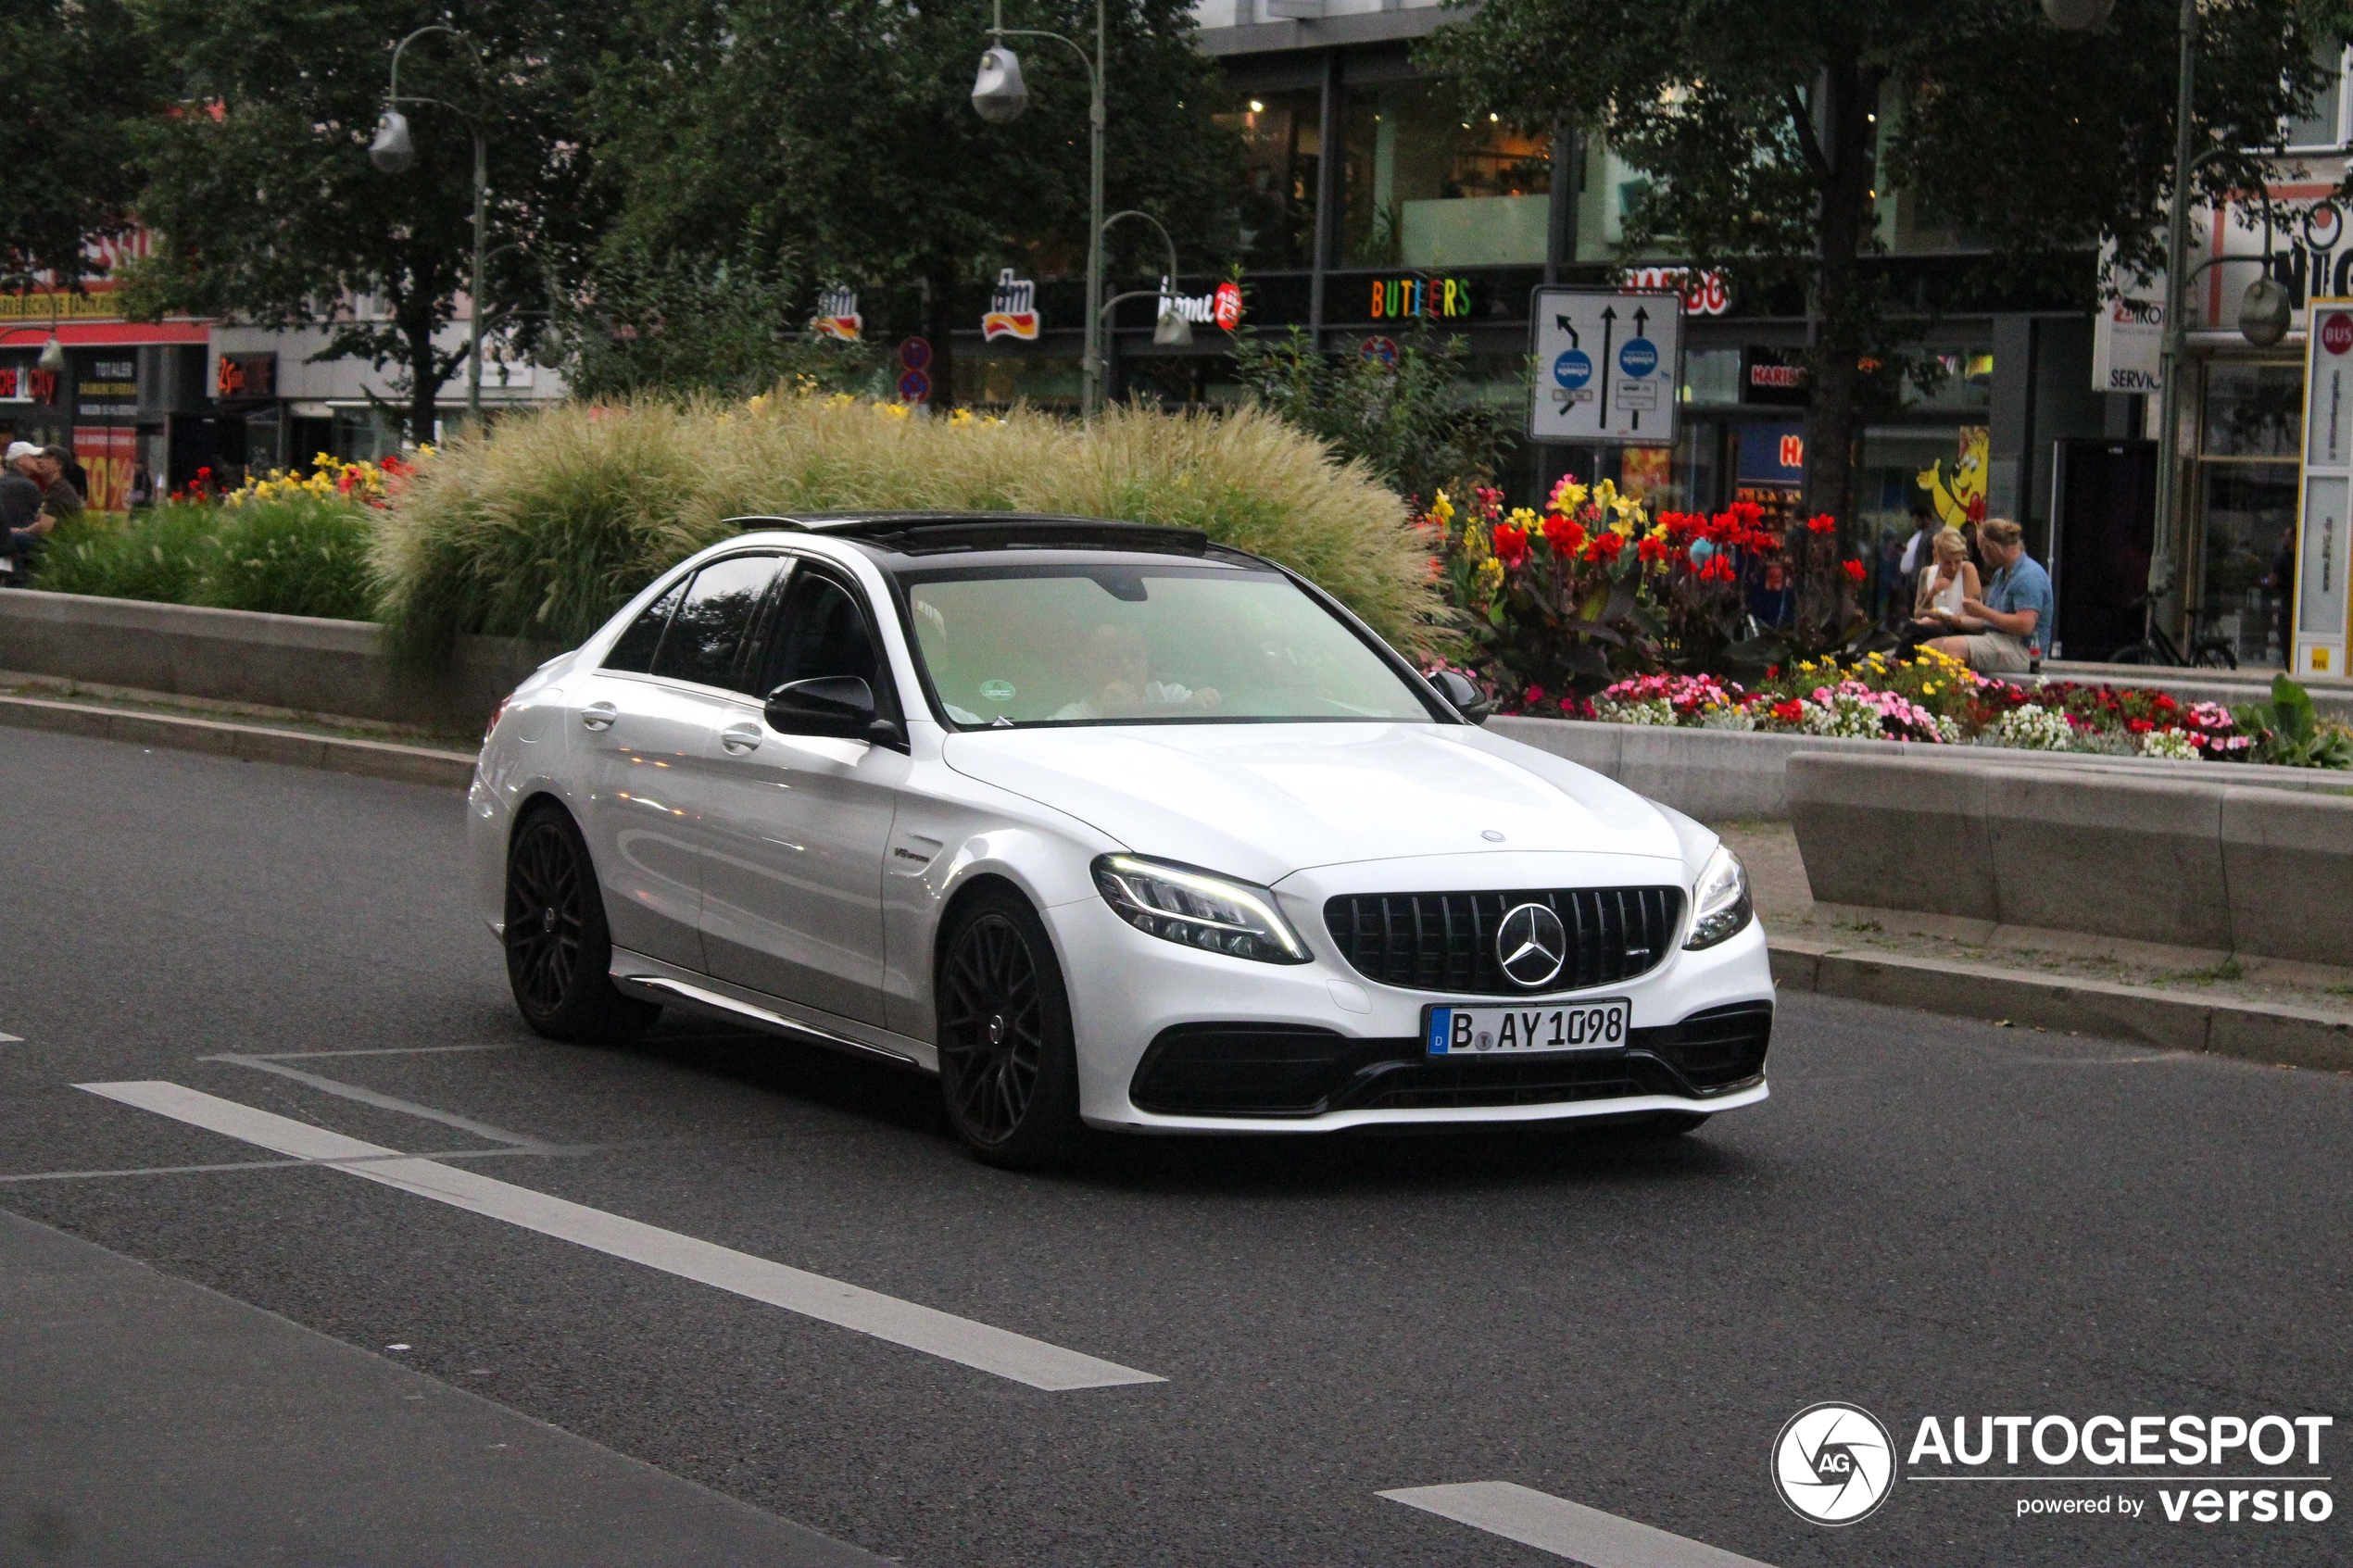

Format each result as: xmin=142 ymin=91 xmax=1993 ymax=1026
xmin=1528 ymin=286 xmax=1681 ymax=446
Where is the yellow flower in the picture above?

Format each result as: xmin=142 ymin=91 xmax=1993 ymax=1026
xmin=1431 ymin=489 xmax=1456 ymax=525
xmin=1459 ymin=521 xmax=1489 ymax=563
xmin=746 ymin=393 xmax=770 ymax=412
xmin=1553 ymin=479 xmax=1589 ymax=511
xmin=949 ymin=407 xmax=975 ymax=426
xmin=1475 ymin=556 xmax=1504 ymax=597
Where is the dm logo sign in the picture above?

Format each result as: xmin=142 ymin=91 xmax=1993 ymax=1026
xmin=1554 ymin=348 xmax=1593 ymax=389
xmin=1773 ymin=1402 xmax=1896 ymax=1524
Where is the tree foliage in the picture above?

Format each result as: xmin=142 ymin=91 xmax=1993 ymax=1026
xmin=547 ymin=241 xmax=884 ymax=402
xmin=0 ymin=0 xmax=151 ymax=291
xmin=1424 ymin=0 xmax=2353 ymax=528
xmin=120 ymin=0 xmax=614 ymax=440
xmin=1229 ymin=326 xmax=1516 ymax=507
xmin=586 ymin=0 xmax=1239 ymax=406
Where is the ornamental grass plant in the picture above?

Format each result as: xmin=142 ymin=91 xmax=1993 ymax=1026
xmin=373 ymin=393 xmax=1448 ymax=663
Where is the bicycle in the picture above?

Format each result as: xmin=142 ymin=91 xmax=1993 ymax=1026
xmin=2107 ymin=596 xmax=2239 ymax=669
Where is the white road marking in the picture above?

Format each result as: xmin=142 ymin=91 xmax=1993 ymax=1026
xmin=1379 ymin=1483 xmax=1775 ymax=1568
xmin=0 ymin=1145 xmax=598 ymax=1185
xmin=0 ymin=1033 xmax=20 ymax=1042
xmin=201 ymin=1052 xmax=558 ymax=1150
xmin=77 ymin=1081 xmax=1164 ymax=1392
xmin=236 ymin=1044 xmax=521 ymax=1060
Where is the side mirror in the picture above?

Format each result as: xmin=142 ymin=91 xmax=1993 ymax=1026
xmin=763 ymin=675 xmax=902 ymax=746
xmin=1429 ymin=669 xmax=1492 ymax=724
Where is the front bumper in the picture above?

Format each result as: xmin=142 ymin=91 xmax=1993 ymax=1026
xmin=1046 ymin=887 xmax=1774 ymax=1133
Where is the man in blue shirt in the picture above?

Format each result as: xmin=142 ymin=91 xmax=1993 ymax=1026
xmin=1926 ymin=517 xmax=2049 ymax=673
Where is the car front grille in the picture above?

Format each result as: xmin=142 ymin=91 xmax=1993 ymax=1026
xmin=1322 ymin=886 xmax=1684 ymax=995
xmin=1126 ymin=1002 xmax=1770 ymax=1118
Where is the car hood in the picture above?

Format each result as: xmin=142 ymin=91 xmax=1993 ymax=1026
xmin=939 ymin=722 xmax=1688 ymax=888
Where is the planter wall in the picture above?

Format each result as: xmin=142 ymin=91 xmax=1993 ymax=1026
xmin=1490 ymin=715 xmax=2353 ymax=822
xmin=1788 ymin=750 xmax=2353 ymax=965
xmin=0 ymin=588 xmax=560 ymax=733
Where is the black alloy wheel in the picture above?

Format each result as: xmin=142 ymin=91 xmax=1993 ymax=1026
xmin=504 ymin=806 xmax=660 ymax=1046
xmin=936 ymin=890 xmax=1082 ymax=1167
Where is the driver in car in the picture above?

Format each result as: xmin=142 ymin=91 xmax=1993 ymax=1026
xmin=1053 ymin=624 xmax=1222 ymax=721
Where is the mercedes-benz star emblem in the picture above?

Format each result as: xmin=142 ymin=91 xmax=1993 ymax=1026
xmin=1496 ymin=902 xmax=1567 ymax=988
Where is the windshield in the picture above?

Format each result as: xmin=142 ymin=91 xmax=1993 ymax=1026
xmin=900 ymin=564 xmax=1435 ymax=727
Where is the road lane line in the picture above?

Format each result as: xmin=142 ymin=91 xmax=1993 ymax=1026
xmin=239 ymin=1044 xmax=522 ymax=1060
xmin=201 ymin=1053 xmax=560 ymax=1150
xmin=1378 ymin=1483 xmax=1775 ymax=1568
xmin=77 ymin=1081 xmax=1164 ymax=1392
xmin=0 ymin=1145 xmax=611 ymax=1185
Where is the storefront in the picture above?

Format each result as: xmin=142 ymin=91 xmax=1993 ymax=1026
xmin=950 ymin=8 xmax=2116 ymax=636
xmin=0 ymin=314 xmax=211 ymax=511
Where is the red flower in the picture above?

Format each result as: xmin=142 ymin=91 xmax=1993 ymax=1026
xmin=1541 ymin=514 xmax=1584 ymax=554
xmin=1841 ymin=558 xmax=1865 ymax=582
xmin=1806 ymin=514 xmax=1839 ymax=534
xmin=1637 ymin=533 xmax=1667 ymax=563
xmin=1587 ymin=531 xmax=1624 ymax=561
xmin=2127 ymin=718 xmax=2154 ymax=734
xmin=1524 ymin=684 xmax=1546 ymax=705
xmin=1491 ymin=522 xmax=1529 ymax=568
xmin=1770 ymin=699 xmax=1804 ymax=724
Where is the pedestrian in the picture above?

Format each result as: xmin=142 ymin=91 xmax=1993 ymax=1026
xmin=8 ymin=441 xmax=82 ymax=523
xmin=45 ymin=444 xmax=88 ymax=500
xmin=1894 ymin=500 xmax=1939 ymax=581
xmin=1926 ymin=517 xmax=2050 ymax=674
xmin=0 ymin=450 xmax=51 ymax=586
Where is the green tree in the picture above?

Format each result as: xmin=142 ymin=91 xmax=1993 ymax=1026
xmin=1230 ymin=326 xmax=1516 ymax=506
xmin=0 ymin=0 xmax=151 ymax=290
xmin=548 ymin=240 xmax=884 ymax=401
xmin=121 ymin=0 xmax=613 ymax=442
xmin=1423 ymin=0 xmax=2351 ymax=532
xmin=587 ymin=0 xmax=1238 ymax=408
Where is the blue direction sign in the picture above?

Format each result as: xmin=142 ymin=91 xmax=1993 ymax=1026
xmin=1618 ymin=337 xmax=1658 ymax=378
xmin=1554 ymin=349 xmax=1593 ymax=389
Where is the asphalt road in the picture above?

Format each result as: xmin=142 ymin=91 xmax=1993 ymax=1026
xmin=1 ymin=725 xmax=2347 ymax=1568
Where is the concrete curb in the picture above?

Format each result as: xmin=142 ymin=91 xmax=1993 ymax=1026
xmin=0 ymin=694 xmax=477 ymax=790
xmin=1770 ymin=935 xmax=2353 ymax=1073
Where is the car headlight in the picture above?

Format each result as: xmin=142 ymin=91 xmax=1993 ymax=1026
xmin=1092 ymin=854 xmax=1311 ymax=965
xmin=1683 ymin=842 xmax=1754 ymax=950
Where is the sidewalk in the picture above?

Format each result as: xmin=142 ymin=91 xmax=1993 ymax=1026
xmin=1718 ymin=820 xmax=2353 ymax=1073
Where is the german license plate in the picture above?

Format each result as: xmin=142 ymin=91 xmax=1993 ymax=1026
xmin=1423 ymin=998 xmax=1631 ymax=1057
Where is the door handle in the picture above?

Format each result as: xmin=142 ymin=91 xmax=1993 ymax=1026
xmin=580 ymin=702 xmax=618 ymax=732
xmin=719 ymin=722 xmax=762 ymax=755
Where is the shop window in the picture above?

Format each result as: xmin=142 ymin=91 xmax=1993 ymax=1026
xmin=2198 ymin=465 xmax=2298 ymax=667
xmin=2201 ymin=361 xmax=2301 ymax=458
xmin=2284 ymin=44 xmax=2347 ymax=149
xmin=1214 ymin=91 xmax=1321 ymax=271
xmin=1341 ymin=82 xmax=1550 ymax=269
xmin=1681 ymin=349 xmax=1741 ymax=408
xmin=1903 ymin=351 xmax=1994 ymax=412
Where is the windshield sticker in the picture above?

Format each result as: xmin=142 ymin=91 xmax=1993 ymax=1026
xmin=979 ymin=679 xmax=1016 ymax=702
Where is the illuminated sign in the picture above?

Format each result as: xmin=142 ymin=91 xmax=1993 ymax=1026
xmin=982 ymin=269 xmax=1040 ymax=341
xmin=1623 ymin=266 xmax=1731 ymax=316
xmin=812 ymin=285 xmax=862 ymax=343
xmin=216 ymin=352 xmax=276 ymax=401
xmin=1368 ymin=276 xmax=1472 ymax=320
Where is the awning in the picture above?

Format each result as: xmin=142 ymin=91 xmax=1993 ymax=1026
xmin=0 ymin=321 xmax=210 ymax=348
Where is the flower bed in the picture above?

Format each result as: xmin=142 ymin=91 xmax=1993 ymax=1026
xmin=1460 ymin=647 xmax=2353 ymax=768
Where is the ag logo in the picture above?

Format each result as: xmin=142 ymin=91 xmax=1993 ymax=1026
xmin=1772 ymin=1402 xmax=1895 ymax=1525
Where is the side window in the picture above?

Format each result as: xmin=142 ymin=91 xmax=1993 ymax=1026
xmin=602 ymin=580 xmax=686 ymax=673
xmin=749 ymin=571 xmax=881 ymax=699
xmin=649 ymin=555 xmax=783 ymax=691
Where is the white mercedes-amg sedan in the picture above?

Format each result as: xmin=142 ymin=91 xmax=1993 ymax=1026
xmin=468 ymin=514 xmax=1771 ymax=1165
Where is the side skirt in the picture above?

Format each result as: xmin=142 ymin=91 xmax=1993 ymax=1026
xmin=610 ymin=950 xmax=938 ymax=1074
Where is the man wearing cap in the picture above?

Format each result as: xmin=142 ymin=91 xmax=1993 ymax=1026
xmin=0 ymin=441 xmax=57 ymax=584
xmin=8 ymin=441 xmax=82 ymax=522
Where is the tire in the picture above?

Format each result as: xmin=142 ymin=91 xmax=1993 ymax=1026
xmin=935 ymin=887 xmax=1084 ymax=1169
xmin=504 ymin=804 xmax=661 ymax=1046
xmin=2195 ymin=644 xmax=2239 ymax=671
xmin=2107 ymin=643 xmax=2150 ymax=665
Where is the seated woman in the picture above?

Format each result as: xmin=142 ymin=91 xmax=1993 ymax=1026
xmin=1894 ymin=526 xmax=1982 ymax=657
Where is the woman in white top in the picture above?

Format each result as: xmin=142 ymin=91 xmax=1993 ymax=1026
xmin=1900 ymin=526 xmax=1982 ymax=651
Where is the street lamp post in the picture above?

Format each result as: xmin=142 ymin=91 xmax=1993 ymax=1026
xmin=973 ymin=0 xmax=1110 ymax=417
xmin=369 ymin=25 xmax=488 ymax=433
